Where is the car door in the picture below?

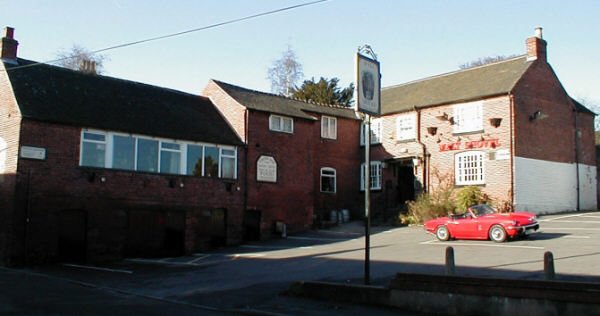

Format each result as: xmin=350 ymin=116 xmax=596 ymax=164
xmin=449 ymin=213 xmax=481 ymax=239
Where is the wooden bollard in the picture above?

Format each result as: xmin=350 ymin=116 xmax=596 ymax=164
xmin=544 ymin=251 xmax=555 ymax=280
xmin=445 ymin=246 xmax=455 ymax=275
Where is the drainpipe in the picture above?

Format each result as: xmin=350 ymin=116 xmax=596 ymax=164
xmin=509 ymin=94 xmax=515 ymax=211
xmin=573 ymin=104 xmax=581 ymax=212
xmin=414 ymin=106 xmax=428 ymax=193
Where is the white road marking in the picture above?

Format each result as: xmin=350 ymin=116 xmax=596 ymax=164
xmin=190 ymin=255 xmax=210 ymax=263
xmin=232 ymin=253 xmax=266 ymax=258
xmin=563 ymin=236 xmax=591 ymax=239
xmin=287 ymin=236 xmax=347 ymax=241
xmin=540 ymin=220 xmax=600 ymax=224
xmin=542 ymin=213 xmax=599 ymax=221
xmin=62 ymin=263 xmax=133 ymax=274
xmin=420 ymin=240 xmax=544 ymax=249
xmin=241 ymin=245 xmax=289 ymax=250
xmin=542 ymin=227 xmax=600 ymax=231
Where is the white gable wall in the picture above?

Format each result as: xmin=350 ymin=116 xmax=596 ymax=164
xmin=514 ymin=156 xmax=597 ymax=214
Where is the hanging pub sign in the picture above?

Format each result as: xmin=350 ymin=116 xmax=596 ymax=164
xmin=356 ymin=52 xmax=381 ymax=116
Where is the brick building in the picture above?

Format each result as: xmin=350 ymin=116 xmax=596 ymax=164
xmin=0 ymin=27 xmax=244 ymax=265
xmin=0 ymin=25 xmax=595 ymax=266
xmin=372 ymin=28 xmax=596 ymax=214
xmin=203 ymin=80 xmax=362 ymax=238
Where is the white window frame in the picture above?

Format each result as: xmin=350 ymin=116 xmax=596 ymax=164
xmin=453 ymin=101 xmax=483 ymax=134
xmin=159 ymin=141 xmax=183 ymax=175
xmin=219 ymin=147 xmax=237 ymax=179
xmin=79 ymin=129 xmax=237 ymax=179
xmin=360 ymin=161 xmax=382 ymax=190
xmin=111 ymin=133 xmax=136 ymax=171
xmin=269 ymin=114 xmax=294 ymax=133
xmin=80 ymin=130 xmax=107 ymax=168
xmin=360 ymin=118 xmax=382 ymax=145
xmin=396 ymin=114 xmax=416 ymax=141
xmin=455 ymin=151 xmax=485 ymax=185
xmin=320 ymin=167 xmax=337 ymax=193
xmin=321 ymin=116 xmax=337 ymax=140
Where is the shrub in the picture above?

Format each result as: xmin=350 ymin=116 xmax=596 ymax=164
xmin=404 ymin=192 xmax=456 ymax=224
xmin=455 ymin=186 xmax=485 ymax=213
xmin=403 ymin=168 xmax=456 ymax=225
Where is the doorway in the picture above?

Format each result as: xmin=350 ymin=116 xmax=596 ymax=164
xmin=243 ymin=210 xmax=262 ymax=241
xmin=57 ymin=209 xmax=87 ymax=263
xmin=397 ymin=165 xmax=416 ymax=205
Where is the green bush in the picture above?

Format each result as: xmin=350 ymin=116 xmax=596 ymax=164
xmin=455 ymin=186 xmax=488 ymax=213
xmin=404 ymin=180 xmax=456 ymax=225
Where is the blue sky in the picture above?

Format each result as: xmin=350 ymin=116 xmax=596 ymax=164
xmin=1 ymin=0 xmax=599 ymax=107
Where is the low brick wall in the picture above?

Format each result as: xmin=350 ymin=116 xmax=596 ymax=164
xmin=289 ymin=273 xmax=600 ymax=316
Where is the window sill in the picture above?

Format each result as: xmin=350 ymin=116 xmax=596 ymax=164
xmin=452 ymin=130 xmax=484 ymax=136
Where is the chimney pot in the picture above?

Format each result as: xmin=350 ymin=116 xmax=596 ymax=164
xmin=535 ymin=27 xmax=543 ymax=39
xmin=4 ymin=27 xmax=14 ymax=39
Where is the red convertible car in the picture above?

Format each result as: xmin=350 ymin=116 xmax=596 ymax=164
xmin=424 ymin=204 xmax=539 ymax=242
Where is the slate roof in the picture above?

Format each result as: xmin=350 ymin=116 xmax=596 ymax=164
xmin=3 ymin=59 xmax=243 ymax=146
xmin=211 ymin=80 xmax=359 ymax=120
xmin=381 ymin=56 xmax=533 ymax=114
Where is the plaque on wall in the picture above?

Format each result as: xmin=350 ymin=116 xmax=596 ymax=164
xmin=20 ymin=146 xmax=47 ymax=160
xmin=257 ymin=155 xmax=277 ymax=183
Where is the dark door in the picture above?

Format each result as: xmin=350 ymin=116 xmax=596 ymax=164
xmin=57 ymin=210 xmax=87 ymax=263
xmin=397 ymin=166 xmax=416 ymax=204
xmin=243 ymin=210 xmax=262 ymax=241
xmin=208 ymin=208 xmax=227 ymax=247
xmin=164 ymin=211 xmax=185 ymax=256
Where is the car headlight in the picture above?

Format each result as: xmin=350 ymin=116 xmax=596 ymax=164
xmin=529 ymin=216 xmax=537 ymax=222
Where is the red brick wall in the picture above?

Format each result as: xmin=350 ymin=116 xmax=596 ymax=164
xmin=245 ymin=110 xmax=362 ymax=235
xmin=246 ymin=111 xmax=315 ymax=233
xmin=577 ymin=111 xmax=596 ymax=166
xmin=10 ymin=120 xmax=245 ymax=264
xmin=512 ymin=61 xmax=579 ymax=163
xmin=0 ymin=63 xmax=22 ymax=265
xmin=310 ymin=112 xmax=362 ymax=221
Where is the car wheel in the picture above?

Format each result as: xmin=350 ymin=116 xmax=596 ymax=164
xmin=489 ymin=225 xmax=507 ymax=242
xmin=436 ymin=225 xmax=450 ymax=241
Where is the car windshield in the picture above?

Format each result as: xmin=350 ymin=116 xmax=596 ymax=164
xmin=469 ymin=204 xmax=496 ymax=216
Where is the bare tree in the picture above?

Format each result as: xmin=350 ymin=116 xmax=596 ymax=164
xmin=54 ymin=44 xmax=108 ymax=74
xmin=267 ymin=45 xmax=303 ymax=96
xmin=459 ymin=55 xmax=518 ymax=69
xmin=576 ymin=97 xmax=600 ymax=131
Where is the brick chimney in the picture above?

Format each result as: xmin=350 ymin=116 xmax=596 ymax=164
xmin=0 ymin=27 xmax=19 ymax=63
xmin=526 ymin=27 xmax=547 ymax=62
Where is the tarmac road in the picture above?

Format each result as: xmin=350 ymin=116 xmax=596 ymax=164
xmin=3 ymin=211 xmax=600 ymax=315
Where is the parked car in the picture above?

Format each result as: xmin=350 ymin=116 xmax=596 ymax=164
xmin=424 ymin=204 xmax=539 ymax=242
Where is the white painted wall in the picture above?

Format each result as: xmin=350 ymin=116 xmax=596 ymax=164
xmin=514 ymin=157 xmax=597 ymax=214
